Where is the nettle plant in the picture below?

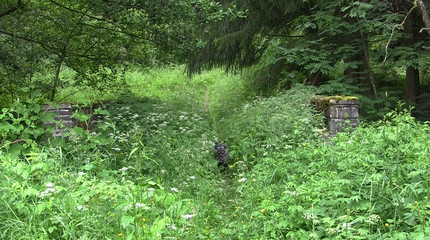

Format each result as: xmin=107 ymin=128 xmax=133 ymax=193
xmin=102 ymin=99 xmax=217 ymax=173
xmin=0 ymin=96 xmax=54 ymax=156
xmin=218 ymin=84 xmax=326 ymax=165
xmin=222 ymin=107 xmax=430 ymax=239
xmin=0 ymin=98 xmax=216 ymax=239
xmin=0 ymin=147 xmax=198 ymax=239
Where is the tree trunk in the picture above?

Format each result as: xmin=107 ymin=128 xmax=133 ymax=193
xmin=406 ymin=67 xmax=420 ymax=100
xmin=417 ymin=0 xmax=430 ymax=37
xmin=51 ymin=49 xmax=66 ymax=102
xmin=360 ymin=37 xmax=378 ymax=99
xmin=310 ymin=71 xmax=322 ymax=86
xmin=49 ymin=10 xmax=86 ymax=102
xmin=344 ymin=17 xmax=378 ymax=99
xmin=404 ymin=6 xmax=421 ymax=101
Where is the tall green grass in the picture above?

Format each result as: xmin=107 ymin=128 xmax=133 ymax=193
xmin=1 ymin=66 xmax=430 ymax=239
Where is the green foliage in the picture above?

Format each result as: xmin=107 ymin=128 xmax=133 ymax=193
xmin=2 ymin=67 xmax=430 ymax=239
xmin=189 ymin=0 xmax=430 ymax=122
xmin=206 ymin=69 xmax=256 ymax=120
xmin=0 ymin=93 xmax=53 ymax=156
xmin=0 ymin=149 xmax=199 ymax=239
xmin=0 ymin=0 xmax=233 ymax=102
xmin=219 ymin=106 xmax=430 ymax=239
xmin=316 ymin=77 xmax=405 ymax=121
xmin=215 ymin=84 xmax=326 ymax=164
xmin=189 ymin=0 xmax=403 ymax=76
xmin=0 ymin=96 xmax=223 ymax=239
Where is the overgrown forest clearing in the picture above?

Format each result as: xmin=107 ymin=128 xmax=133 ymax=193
xmin=1 ymin=0 xmax=430 ymax=239
xmin=2 ymin=67 xmax=430 ymax=239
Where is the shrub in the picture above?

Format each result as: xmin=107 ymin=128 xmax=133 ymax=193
xmin=223 ymin=108 xmax=430 ymax=239
xmin=215 ymin=84 xmax=326 ymax=165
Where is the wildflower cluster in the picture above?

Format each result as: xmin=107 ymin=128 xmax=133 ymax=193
xmin=366 ymin=214 xmax=381 ymax=225
xmin=282 ymin=190 xmax=298 ymax=196
xmin=39 ymin=182 xmax=56 ymax=199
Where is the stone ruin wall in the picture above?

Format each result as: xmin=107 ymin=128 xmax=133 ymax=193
xmin=312 ymin=96 xmax=360 ymax=135
xmin=43 ymin=96 xmax=360 ymax=138
xmin=42 ymin=104 xmax=99 ymax=137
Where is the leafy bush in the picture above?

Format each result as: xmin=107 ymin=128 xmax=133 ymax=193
xmin=215 ymin=84 xmax=326 ymax=165
xmin=0 ymin=149 xmax=203 ymax=239
xmin=0 ymin=96 xmax=225 ymax=239
xmin=2 ymin=67 xmax=430 ymax=240
xmin=0 ymin=95 xmax=53 ymax=156
xmin=222 ymin=108 xmax=430 ymax=239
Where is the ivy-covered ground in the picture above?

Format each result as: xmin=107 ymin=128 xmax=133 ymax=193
xmin=1 ymin=67 xmax=430 ymax=239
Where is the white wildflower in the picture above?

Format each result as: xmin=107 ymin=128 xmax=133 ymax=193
xmin=169 ymin=224 xmax=177 ymax=230
xmin=78 ymin=172 xmax=86 ymax=176
xmin=309 ymin=232 xmax=318 ymax=239
xmin=45 ymin=182 xmax=54 ymax=188
xmin=342 ymin=223 xmax=352 ymax=230
xmin=148 ymin=188 xmax=155 ymax=191
xmin=366 ymin=214 xmax=380 ymax=225
xmin=39 ymin=187 xmax=56 ymax=199
xmin=135 ymin=203 xmax=147 ymax=209
xmin=170 ymin=187 xmax=179 ymax=192
xmin=181 ymin=214 xmax=194 ymax=220
xmin=286 ymin=190 xmax=297 ymax=196
xmin=326 ymin=228 xmax=338 ymax=235
xmin=238 ymin=178 xmax=247 ymax=182
xmin=189 ymin=176 xmax=196 ymax=180
xmin=39 ymin=192 xmax=48 ymax=199
xmin=77 ymin=205 xmax=87 ymax=211
xmin=302 ymin=213 xmax=316 ymax=220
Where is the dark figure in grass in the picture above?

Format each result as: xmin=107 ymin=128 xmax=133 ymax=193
xmin=214 ymin=142 xmax=229 ymax=171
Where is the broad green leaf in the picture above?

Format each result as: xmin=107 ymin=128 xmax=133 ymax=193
xmin=121 ymin=215 xmax=135 ymax=229
xmin=128 ymin=147 xmax=139 ymax=159
xmin=23 ymin=187 xmax=40 ymax=197
xmin=48 ymin=226 xmax=57 ymax=234
xmin=150 ymin=218 xmax=167 ymax=237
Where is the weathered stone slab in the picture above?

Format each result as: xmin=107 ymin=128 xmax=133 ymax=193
xmin=313 ymin=96 xmax=360 ymax=135
xmin=42 ymin=104 xmax=100 ymax=137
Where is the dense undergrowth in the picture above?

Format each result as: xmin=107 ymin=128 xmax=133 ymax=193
xmin=1 ymin=66 xmax=430 ymax=239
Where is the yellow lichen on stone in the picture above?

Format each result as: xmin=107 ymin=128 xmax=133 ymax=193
xmin=312 ymin=95 xmax=359 ymax=110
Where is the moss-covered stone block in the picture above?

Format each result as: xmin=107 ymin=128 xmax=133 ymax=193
xmin=312 ymin=95 xmax=359 ymax=135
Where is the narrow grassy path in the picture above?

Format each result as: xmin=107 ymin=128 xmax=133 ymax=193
xmin=106 ymin=89 xmax=244 ymax=237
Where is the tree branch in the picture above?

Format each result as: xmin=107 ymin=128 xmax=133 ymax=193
xmin=383 ymin=4 xmax=417 ymax=64
xmin=0 ymin=28 xmax=62 ymax=56
xmin=80 ymin=22 xmax=154 ymax=42
xmin=266 ymin=34 xmax=305 ymax=38
xmin=416 ymin=0 xmax=430 ymax=37
xmin=0 ymin=29 xmax=43 ymax=46
xmin=1 ymin=139 xmax=26 ymax=150
xmin=47 ymin=0 xmax=118 ymax=27
xmin=0 ymin=0 xmax=24 ymax=18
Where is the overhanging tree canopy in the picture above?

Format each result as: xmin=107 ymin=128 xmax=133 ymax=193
xmin=188 ymin=0 xmax=430 ymax=100
xmin=0 ymin=0 xmax=229 ymax=102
